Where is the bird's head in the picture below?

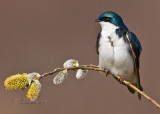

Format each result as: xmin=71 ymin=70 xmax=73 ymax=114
xmin=96 ymin=11 xmax=127 ymax=29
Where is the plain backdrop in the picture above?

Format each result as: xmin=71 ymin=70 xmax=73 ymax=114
xmin=0 ymin=0 xmax=160 ymax=114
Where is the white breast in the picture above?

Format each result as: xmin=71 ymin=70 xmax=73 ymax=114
xmin=98 ymin=22 xmax=134 ymax=78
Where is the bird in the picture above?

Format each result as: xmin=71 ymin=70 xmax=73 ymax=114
xmin=95 ymin=11 xmax=143 ymax=99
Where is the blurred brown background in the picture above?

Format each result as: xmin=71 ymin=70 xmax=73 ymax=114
xmin=0 ymin=0 xmax=160 ymax=114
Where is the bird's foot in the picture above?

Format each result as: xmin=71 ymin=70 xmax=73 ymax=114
xmin=119 ymin=76 xmax=125 ymax=84
xmin=106 ymin=70 xmax=110 ymax=77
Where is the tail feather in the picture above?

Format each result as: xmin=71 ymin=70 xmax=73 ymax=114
xmin=127 ymin=86 xmax=135 ymax=94
xmin=113 ymin=74 xmax=143 ymax=100
xmin=127 ymin=83 xmax=143 ymax=100
xmin=137 ymin=84 xmax=143 ymax=100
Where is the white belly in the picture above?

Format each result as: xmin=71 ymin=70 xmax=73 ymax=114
xmin=99 ymin=31 xmax=134 ymax=78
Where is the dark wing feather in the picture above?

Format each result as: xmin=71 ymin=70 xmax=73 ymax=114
xmin=126 ymin=31 xmax=142 ymax=71
xmin=96 ymin=32 xmax=101 ymax=54
xmin=125 ymin=31 xmax=143 ymax=99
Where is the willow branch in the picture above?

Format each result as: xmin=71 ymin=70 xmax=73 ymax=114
xmin=40 ymin=65 xmax=160 ymax=109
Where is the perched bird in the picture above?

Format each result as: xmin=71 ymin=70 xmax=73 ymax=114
xmin=95 ymin=11 xmax=143 ymax=99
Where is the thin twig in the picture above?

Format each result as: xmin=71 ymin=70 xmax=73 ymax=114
xmin=40 ymin=65 xmax=160 ymax=109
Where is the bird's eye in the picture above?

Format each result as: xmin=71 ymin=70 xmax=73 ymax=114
xmin=101 ymin=17 xmax=111 ymax=22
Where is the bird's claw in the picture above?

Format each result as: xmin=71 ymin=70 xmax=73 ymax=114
xmin=119 ymin=76 xmax=125 ymax=84
xmin=106 ymin=70 xmax=110 ymax=77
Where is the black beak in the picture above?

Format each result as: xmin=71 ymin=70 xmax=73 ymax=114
xmin=95 ymin=19 xmax=101 ymax=22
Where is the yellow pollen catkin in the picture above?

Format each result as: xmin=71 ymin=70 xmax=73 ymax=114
xmin=4 ymin=73 xmax=28 ymax=90
xmin=26 ymin=80 xmax=41 ymax=101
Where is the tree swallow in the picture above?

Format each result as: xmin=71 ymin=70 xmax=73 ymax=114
xmin=95 ymin=11 xmax=143 ymax=99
